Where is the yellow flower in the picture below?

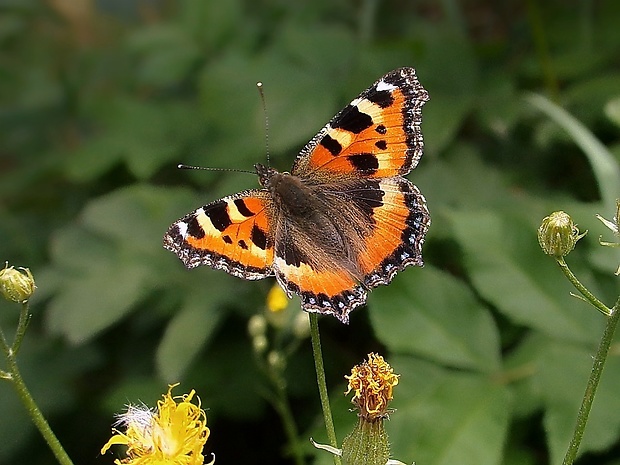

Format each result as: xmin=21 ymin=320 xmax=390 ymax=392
xmin=101 ymin=384 xmax=211 ymax=465
xmin=345 ymin=353 xmax=399 ymax=421
xmin=266 ymin=284 xmax=288 ymax=312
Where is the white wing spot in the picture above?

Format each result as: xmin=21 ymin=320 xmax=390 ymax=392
xmin=376 ymin=80 xmax=397 ymax=92
xmin=176 ymin=222 xmax=189 ymax=238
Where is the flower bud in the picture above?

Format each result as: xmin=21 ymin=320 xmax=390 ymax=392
xmin=252 ymin=334 xmax=268 ymax=354
xmin=267 ymin=350 xmax=285 ymax=371
xmin=538 ymin=211 xmax=585 ymax=257
xmin=247 ymin=314 xmax=267 ymax=338
xmin=292 ymin=311 xmax=310 ymax=340
xmin=0 ymin=264 xmax=36 ymax=303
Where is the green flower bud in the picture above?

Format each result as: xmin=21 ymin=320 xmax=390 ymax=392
xmin=538 ymin=211 xmax=585 ymax=258
xmin=252 ymin=334 xmax=268 ymax=354
xmin=0 ymin=264 xmax=36 ymax=303
xmin=292 ymin=311 xmax=310 ymax=340
xmin=267 ymin=350 xmax=285 ymax=371
xmin=247 ymin=314 xmax=267 ymax=338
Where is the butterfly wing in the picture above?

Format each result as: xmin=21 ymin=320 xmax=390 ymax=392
xmin=270 ymin=176 xmax=429 ymax=323
xmin=163 ymin=191 xmax=275 ymax=280
xmin=273 ymin=67 xmax=430 ymax=322
xmin=291 ymin=67 xmax=429 ymax=181
xmin=355 ymin=177 xmax=429 ymax=286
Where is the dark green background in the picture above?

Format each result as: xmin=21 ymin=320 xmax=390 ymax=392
xmin=1 ymin=1 xmax=620 ymax=464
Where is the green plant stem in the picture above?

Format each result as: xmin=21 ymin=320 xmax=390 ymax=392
xmin=266 ymin=364 xmax=305 ymax=465
xmin=309 ymin=313 xmax=342 ymax=465
xmin=562 ymin=297 xmax=620 ymax=465
xmin=556 ymin=257 xmax=612 ymax=316
xmin=0 ymin=305 xmax=74 ymax=465
xmin=12 ymin=302 xmax=31 ymax=354
xmin=526 ymin=0 xmax=560 ymax=100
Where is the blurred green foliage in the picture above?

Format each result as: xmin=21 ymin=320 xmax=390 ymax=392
xmin=1 ymin=1 xmax=620 ymax=464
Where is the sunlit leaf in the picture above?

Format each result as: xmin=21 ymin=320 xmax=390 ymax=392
xmin=369 ymin=266 xmax=500 ymax=372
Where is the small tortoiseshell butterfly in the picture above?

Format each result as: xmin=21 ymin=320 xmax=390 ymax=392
xmin=163 ymin=67 xmax=430 ymax=323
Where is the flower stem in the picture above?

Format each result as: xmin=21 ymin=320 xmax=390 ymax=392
xmin=12 ymin=302 xmax=31 ymax=355
xmin=562 ymin=297 xmax=620 ymax=465
xmin=273 ymin=392 xmax=306 ymax=465
xmin=309 ymin=313 xmax=342 ymax=465
xmin=556 ymin=257 xmax=612 ymax=316
xmin=264 ymin=362 xmax=305 ymax=465
xmin=0 ymin=305 xmax=74 ymax=465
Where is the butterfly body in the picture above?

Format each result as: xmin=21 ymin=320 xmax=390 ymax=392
xmin=164 ymin=67 xmax=430 ymax=323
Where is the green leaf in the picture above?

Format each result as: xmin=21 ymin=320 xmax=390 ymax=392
xmin=525 ymin=92 xmax=620 ymax=214
xmin=126 ymin=25 xmax=201 ymax=87
xmin=501 ymin=333 xmax=547 ymax=419
xmin=388 ymin=356 xmax=512 ymax=465
xmin=80 ymin=184 xmax=191 ymax=250
xmin=199 ymin=53 xmax=340 ymax=167
xmin=192 ymin=336 xmax=266 ymax=420
xmin=46 ymin=185 xmax=203 ymax=342
xmin=102 ymin=377 xmax=166 ymax=416
xmin=369 ymin=265 xmax=501 ymax=371
xmin=540 ymin=341 xmax=620 ymax=464
xmin=0 ymin=339 xmax=98 ymax=460
xmin=68 ymin=100 xmax=206 ymax=181
xmin=156 ymin=287 xmax=224 ymax=382
xmin=415 ymin=32 xmax=478 ymax=154
xmin=447 ymin=209 xmax=602 ymax=344
xmin=604 ymin=96 xmax=620 ymax=128
xmin=46 ymin=252 xmax=153 ymax=343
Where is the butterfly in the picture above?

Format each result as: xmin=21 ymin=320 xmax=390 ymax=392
xmin=163 ymin=67 xmax=430 ymax=323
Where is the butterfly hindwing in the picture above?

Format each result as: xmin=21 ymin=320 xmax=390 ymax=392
xmin=359 ymin=177 xmax=429 ymax=287
xmin=163 ymin=191 xmax=275 ymax=279
xmin=269 ymin=176 xmax=429 ymax=323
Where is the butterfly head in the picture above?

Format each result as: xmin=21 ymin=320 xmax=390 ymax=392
xmin=255 ymin=163 xmax=280 ymax=189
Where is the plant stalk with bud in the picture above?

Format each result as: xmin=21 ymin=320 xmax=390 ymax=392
xmin=538 ymin=210 xmax=620 ymax=465
xmin=0 ymin=264 xmax=74 ymax=465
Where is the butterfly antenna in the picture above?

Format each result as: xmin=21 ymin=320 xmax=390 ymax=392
xmin=177 ymin=164 xmax=255 ymax=175
xmin=257 ymin=82 xmax=271 ymax=167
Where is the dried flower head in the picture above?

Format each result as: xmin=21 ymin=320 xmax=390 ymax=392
xmin=101 ymin=384 xmax=211 ymax=465
xmin=341 ymin=353 xmax=400 ymax=465
xmin=345 ymin=353 xmax=399 ymax=421
xmin=0 ymin=263 xmax=36 ymax=303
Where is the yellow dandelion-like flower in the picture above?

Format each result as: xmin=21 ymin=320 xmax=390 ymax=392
xmin=266 ymin=284 xmax=288 ymax=312
xmin=101 ymin=384 xmax=212 ymax=465
xmin=345 ymin=352 xmax=399 ymax=421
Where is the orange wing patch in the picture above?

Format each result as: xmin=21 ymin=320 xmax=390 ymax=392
xmin=293 ymin=72 xmax=428 ymax=180
xmin=163 ymin=192 xmax=274 ymax=279
xmin=274 ymin=258 xmax=367 ymax=323
xmin=361 ymin=178 xmax=430 ymax=289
